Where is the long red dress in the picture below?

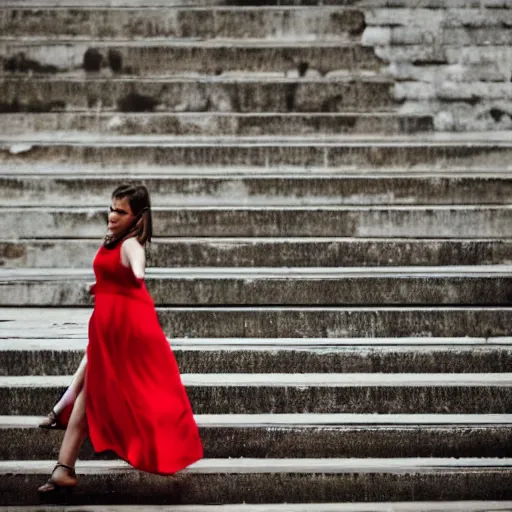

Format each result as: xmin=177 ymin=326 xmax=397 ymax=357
xmin=85 ymin=240 xmax=203 ymax=474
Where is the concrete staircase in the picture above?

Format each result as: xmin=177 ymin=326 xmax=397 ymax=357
xmin=1 ymin=0 xmax=512 ymax=509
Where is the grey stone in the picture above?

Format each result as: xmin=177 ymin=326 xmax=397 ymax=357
xmin=2 ymin=424 xmax=512 ymax=460
xmin=3 ymin=379 xmax=512 ymax=415
xmin=0 ymin=78 xmax=395 ymax=114
xmin=3 ymin=206 xmax=512 ymax=238
xmin=0 ymin=7 xmax=366 ymax=39
xmin=2 ymin=238 xmax=512 ymax=269
xmin=0 ymin=113 xmax=433 ymax=136
xmin=2 ymin=345 xmax=512 ymax=376
xmin=155 ymin=307 xmax=512 ymax=338
xmin=2 ymin=466 xmax=512 ymax=505
xmin=2 ymin=306 xmax=511 ymax=339
xmin=4 ymin=140 xmax=512 ymax=169
xmin=0 ymin=42 xmax=382 ymax=75
xmin=2 ymin=174 xmax=510 ymax=207
xmin=2 ymin=270 xmax=512 ymax=306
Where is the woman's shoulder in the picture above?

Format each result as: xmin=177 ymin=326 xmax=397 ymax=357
xmin=121 ymin=237 xmax=145 ymax=258
xmin=122 ymin=237 xmax=143 ymax=250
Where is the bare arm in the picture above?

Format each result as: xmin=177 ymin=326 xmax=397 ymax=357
xmin=121 ymin=238 xmax=146 ymax=280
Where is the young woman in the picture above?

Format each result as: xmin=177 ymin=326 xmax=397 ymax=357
xmin=38 ymin=184 xmax=203 ymax=494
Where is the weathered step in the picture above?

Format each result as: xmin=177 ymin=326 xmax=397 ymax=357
xmin=2 ymin=173 xmax=509 ymax=207
xmin=2 ymin=306 xmax=511 ymax=338
xmin=1 ymin=113 xmax=432 ymax=136
xmin=3 ymin=238 xmax=512 ymax=269
xmin=3 ymin=206 xmax=512 ymax=238
xmin=2 ymin=267 xmax=512 ymax=306
xmin=3 ymin=414 xmax=512 ymax=460
xmin=3 ymin=374 xmax=512 ymax=415
xmin=2 ymin=459 xmax=512 ymax=505
xmin=0 ymin=7 xmax=366 ymax=39
xmin=2 ymin=504 xmax=512 ymax=512
xmin=2 ymin=135 xmax=512 ymax=168
xmin=3 ymin=337 xmax=512 ymax=375
xmin=0 ymin=40 xmax=382 ymax=76
xmin=1 ymin=0 xmax=502 ymax=6
xmin=0 ymin=76 xmax=395 ymax=114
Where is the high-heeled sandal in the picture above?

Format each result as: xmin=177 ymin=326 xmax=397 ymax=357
xmin=38 ymin=462 xmax=77 ymax=494
xmin=38 ymin=410 xmax=66 ymax=431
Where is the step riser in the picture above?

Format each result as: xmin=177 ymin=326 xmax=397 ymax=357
xmin=4 ymin=209 xmax=511 ymax=238
xmin=3 ymin=348 xmax=512 ymax=376
xmin=2 ymin=177 xmax=509 ymax=207
xmin=3 ymin=386 xmax=512 ymax=415
xmin=0 ymin=80 xmax=394 ymax=114
xmin=2 ymin=144 xmax=510 ymax=169
xmin=1 ymin=8 xmax=366 ymax=39
xmin=1 ymin=113 xmax=430 ymax=135
xmin=3 ymin=240 xmax=512 ymax=269
xmin=3 ymin=308 xmax=509 ymax=339
xmin=2 ymin=470 xmax=512 ymax=505
xmin=156 ymin=309 xmax=512 ymax=338
xmin=0 ymin=0 xmax=478 ymax=5
xmin=3 ymin=277 xmax=512 ymax=306
xmin=0 ymin=44 xmax=382 ymax=75
xmin=2 ymin=426 xmax=512 ymax=460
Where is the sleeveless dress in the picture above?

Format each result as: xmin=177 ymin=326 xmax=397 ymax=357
xmin=84 ymin=241 xmax=203 ymax=474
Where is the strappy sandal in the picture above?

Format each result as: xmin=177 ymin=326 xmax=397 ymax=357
xmin=38 ymin=462 xmax=77 ymax=495
xmin=38 ymin=410 xmax=66 ymax=431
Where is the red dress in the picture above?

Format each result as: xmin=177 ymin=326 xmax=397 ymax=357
xmin=84 ymin=240 xmax=203 ymax=474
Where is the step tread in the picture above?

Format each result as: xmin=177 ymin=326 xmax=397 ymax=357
xmin=3 ymin=132 xmax=512 ymax=145
xmin=3 ymin=205 xmax=512 ymax=211
xmin=0 ymin=73 xmax=391 ymax=83
xmin=3 ymin=170 xmax=509 ymax=178
xmin=2 ymin=265 xmax=512 ymax=280
xmin=2 ymin=38 xmax=369 ymax=47
xmin=0 ymin=503 xmax=508 ymax=512
xmin=3 ymin=336 xmax=512 ymax=351
xmin=3 ymin=236 xmax=511 ymax=242
xmin=3 ymin=373 xmax=512 ymax=387
xmin=1 ymin=165 xmax=510 ymax=177
xmin=2 ymin=458 xmax=512 ymax=474
xmin=1 ymin=112 xmax=423 ymax=118
xmin=4 ymin=413 xmax=512 ymax=428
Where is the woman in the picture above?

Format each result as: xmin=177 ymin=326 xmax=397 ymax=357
xmin=38 ymin=184 xmax=203 ymax=494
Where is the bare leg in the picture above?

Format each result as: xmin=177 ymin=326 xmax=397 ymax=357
xmin=54 ymin=355 xmax=87 ymax=415
xmin=39 ymin=355 xmax=87 ymax=429
xmin=38 ymin=389 xmax=88 ymax=492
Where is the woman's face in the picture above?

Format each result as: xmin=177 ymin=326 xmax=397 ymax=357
xmin=108 ymin=197 xmax=134 ymax=236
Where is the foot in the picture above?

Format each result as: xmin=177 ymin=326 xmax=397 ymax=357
xmin=38 ymin=463 xmax=77 ymax=493
xmin=38 ymin=410 xmax=65 ymax=430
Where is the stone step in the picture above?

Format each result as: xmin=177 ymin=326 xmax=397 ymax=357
xmin=3 ymin=373 xmax=512 ymax=415
xmin=2 ymin=414 xmax=512 ymax=460
xmin=2 ymin=238 xmax=512 ymax=269
xmin=2 ymin=459 xmax=512 ymax=505
xmin=2 ymin=306 xmax=511 ymax=339
xmin=2 ymin=266 xmax=512 ymax=306
xmin=2 ymin=134 xmax=512 ymax=168
xmin=3 ymin=206 xmax=512 ymax=238
xmin=0 ymin=40 xmax=382 ymax=76
xmin=3 ymin=336 xmax=512 ymax=375
xmin=3 ymin=504 xmax=512 ymax=512
xmin=0 ymin=7 xmax=366 ymax=40
xmin=1 ymin=113 xmax=432 ymax=136
xmin=0 ymin=76 xmax=395 ymax=114
xmin=2 ymin=173 xmax=508 ymax=207
xmin=1 ymin=0 xmax=503 ymax=6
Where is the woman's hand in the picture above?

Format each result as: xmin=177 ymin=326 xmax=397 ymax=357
xmin=88 ymin=282 xmax=97 ymax=295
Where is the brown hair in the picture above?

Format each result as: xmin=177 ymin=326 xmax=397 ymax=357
xmin=104 ymin=184 xmax=153 ymax=248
